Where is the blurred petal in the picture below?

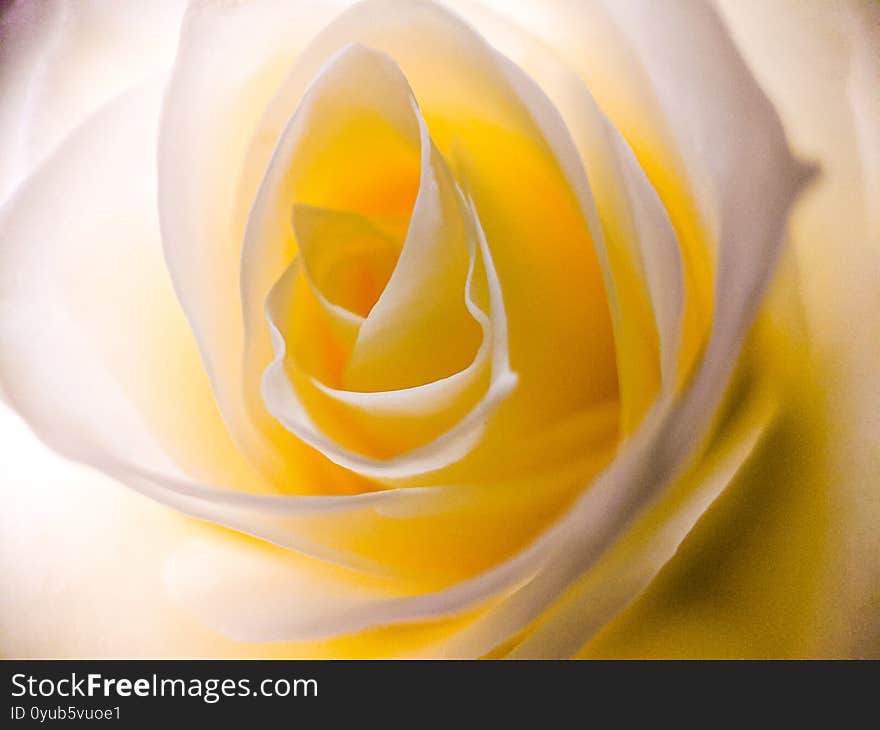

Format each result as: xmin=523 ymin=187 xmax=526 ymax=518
xmin=464 ymin=372 xmax=778 ymax=658
xmin=565 ymin=0 xmax=880 ymax=661
xmin=0 ymin=402 xmax=423 ymax=658
xmin=715 ymin=0 xmax=880 ymax=657
xmin=577 ymin=261 xmax=833 ymax=657
xmin=0 ymin=0 xmax=185 ymax=202
xmin=0 ymin=403 xmax=229 ymax=658
xmin=0 ymin=83 xmax=182 ymax=479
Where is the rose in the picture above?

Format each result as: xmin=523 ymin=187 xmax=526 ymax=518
xmin=0 ymin=0 xmax=876 ymax=658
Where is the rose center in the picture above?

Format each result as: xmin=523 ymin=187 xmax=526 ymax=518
xmin=293 ymin=205 xmax=409 ymax=319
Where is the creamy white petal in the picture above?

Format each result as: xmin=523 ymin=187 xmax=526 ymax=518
xmin=0 ymin=82 xmax=184 ymax=479
xmin=0 ymin=402 xmax=339 ymax=658
xmin=0 ymin=82 xmax=361 ymax=565
xmin=157 ymin=0 xmax=355 ymax=482
xmin=163 ymin=536 xmax=402 ymax=644
xmin=0 ymin=76 xmax=275 ymax=497
xmin=0 ymin=0 xmax=185 ymax=203
xmin=0 ymin=403 xmax=215 ymax=658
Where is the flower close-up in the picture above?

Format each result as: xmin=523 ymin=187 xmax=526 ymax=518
xmin=0 ymin=0 xmax=877 ymax=659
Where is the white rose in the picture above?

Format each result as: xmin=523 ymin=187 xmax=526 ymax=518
xmin=0 ymin=0 xmax=877 ymax=658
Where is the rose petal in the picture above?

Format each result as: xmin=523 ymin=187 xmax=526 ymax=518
xmin=441 ymin=0 xmax=686 ymax=428
xmin=0 ymin=0 xmax=185 ymax=203
xmin=233 ymin=0 xmax=619 ymax=479
xmin=711 ymin=0 xmax=880 ymax=657
xmin=262 ymin=192 xmax=518 ymax=480
xmin=1 ymin=0 xmax=818 ymax=653
xmin=486 ymin=379 xmax=777 ymax=658
xmin=251 ymin=44 xmax=512 ymax=469
xmin=172 ymin=0 xmax=810 ymax=645
xmin=0 ymin=83 xmax=193 ymax=481
xmin=157 ymin=0 xmax=356 ymax=485
xmin=0 ymin=72 xmax=564 ymax=587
